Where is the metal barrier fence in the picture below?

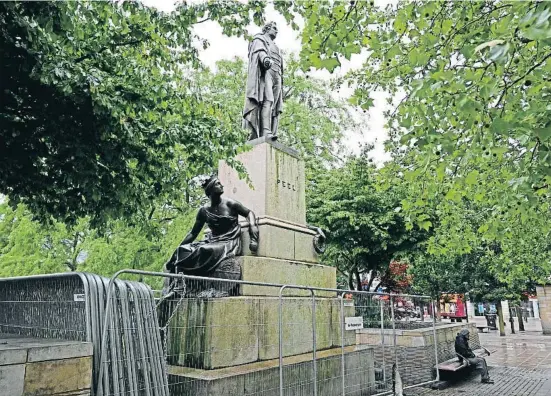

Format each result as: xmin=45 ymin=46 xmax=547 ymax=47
xmin=96 ymin=270 xmax=439 ymax=396
xmin=0 ymin=272 xmax=165 ymax=395
xmin=0 ymin=271 xmax=440 ymax=396
xmin=0 ymin=273 xmax=91 ymax=341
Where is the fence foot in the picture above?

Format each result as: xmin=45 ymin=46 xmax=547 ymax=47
xmin=431 ymin=381 xmax=449 ymax=390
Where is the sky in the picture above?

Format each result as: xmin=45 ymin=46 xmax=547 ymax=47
xmin=141 ymin=0 xmax=393 ymax=163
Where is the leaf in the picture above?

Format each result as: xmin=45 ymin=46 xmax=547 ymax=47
xmin=361 ymin=97 xmax=374 ymax=110
xmin=490 ymin=118 xmax=508 ymax=134
xmin=419 ymin=220 xmax=432 ymax=231
xmin=487 ymin=42 xmax=511 ymax=63
xmin=465 ymin=170 xmax=479 ymax=185
xmin=478 ymin=224 xmax=489 ymax=234
xmin=393 ymin=15 xmax=407 ymax=34
xmin=535 ymin=126 xmax=551 ymax=142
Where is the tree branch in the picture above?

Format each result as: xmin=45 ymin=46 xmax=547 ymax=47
xmin=319 ymin=2 xmax=357 ymax=52
xmin=509 ymin=51 xmax=551 ymax=88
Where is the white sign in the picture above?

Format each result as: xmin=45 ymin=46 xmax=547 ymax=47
xmin=343 ymin=301 xmax=354 ymax=307
xmin=345 ymin=316 xmax=364 ymax=330
xmin=73 ymin=294 xmax=86 ymax=302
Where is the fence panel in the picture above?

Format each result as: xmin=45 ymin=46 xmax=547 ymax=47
xmin=0 ymin=273 xmax=90 ymax=341
xmin=97 ymin=271 xmax=440 ymax=396
xmin=0 ymin=270 xmax=440 ymax=396
xmin=353 ymin=292 xmax=439 ymax=394
xmin=103 ymin=271 xmax=301 ymax=396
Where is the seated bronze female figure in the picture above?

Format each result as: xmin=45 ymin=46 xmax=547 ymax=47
xmin=162 ymin=175 xmax=259 ymax=297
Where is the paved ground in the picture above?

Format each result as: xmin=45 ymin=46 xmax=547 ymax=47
xmin=407 ymin=318 xmax=551 ymax=396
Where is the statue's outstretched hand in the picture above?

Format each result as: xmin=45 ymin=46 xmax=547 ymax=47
xmin=249 ymin=240 xmax=259 ymax=252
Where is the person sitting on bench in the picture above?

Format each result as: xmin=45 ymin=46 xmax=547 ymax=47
xmin=455 ymin=328 xmax=494 ymax=384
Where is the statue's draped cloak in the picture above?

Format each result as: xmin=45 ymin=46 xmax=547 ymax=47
xmin=242 ymin=33 xmax=284 ymax=138
xmin=165 ymin=208 xmax=241 ymax=276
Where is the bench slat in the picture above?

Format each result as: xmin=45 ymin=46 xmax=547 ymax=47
xmin=438 ymin=362 xmax=468 ymax=372
xmin=435 ymin=348 xmax=490 ymax=371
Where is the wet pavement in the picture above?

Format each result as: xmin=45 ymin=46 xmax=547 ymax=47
xmin=483 ymin=333 xmax=551 ymax=370
xmin=407 ymin=318 xmax=551 ymax=396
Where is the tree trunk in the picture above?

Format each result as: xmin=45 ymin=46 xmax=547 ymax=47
xmin=366 ymin=271 xmax=377 ymax=292
xmin=516 ymin=306 xmax=525 ymax=331
xmin=355 ymin=270 xmax=362 ymax=291
xmin=348 ymin=272 xmax=354 ymax=291
xmin=497 ymin=303 xmax=506 ymax=337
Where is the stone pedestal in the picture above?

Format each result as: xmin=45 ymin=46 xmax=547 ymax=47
xmin=238 ymin=256 xmax=336 ymax=297
xmin=168 ymin=346 xmax=376 ymax=396
xmin=240 ymin=217 xmax=319 ymax=263
xmin=167 ymin=140 xmax=375 ymax=394
xmin=167 ymin=297 xmax=356 ymax=369
xmin=219 ymin=137 xmax=306 ymax=225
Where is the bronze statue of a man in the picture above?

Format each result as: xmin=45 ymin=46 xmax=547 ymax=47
xmin=243 ymin=21 xmax=283 ymax=141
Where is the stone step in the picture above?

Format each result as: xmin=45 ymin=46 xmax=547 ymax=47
xmin=238 ymin=256 xmax=337 ymax=297
xmin=166 ymin=296 xmax=356 ymax=370
xmin=240 ymin=216 xmax=320 ymax=264
xmin=168 ymin=345 xmax=376 ymax=396
xmin=0 ymin=336 xmax=93 ymax=396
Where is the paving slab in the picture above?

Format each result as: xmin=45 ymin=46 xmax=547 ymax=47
xmin=405 ymin=318 xmax=551 ymax=396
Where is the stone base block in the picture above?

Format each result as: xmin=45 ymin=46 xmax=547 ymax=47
xmin=240 ymin=217 xmax=319 ymax=263
xmin=0 ymin=336 xmax=93 ymax=396
xmin=536 ymin=285 xmax=551 ymax=335
xmin=24 ymin=356 xmax=92 ymax=395
xmin=168 ymin=345 xmax=376 ymax=396
xmin=167 ymin=296 xmax=356 ymax=370
xmin=218 ymin=140 xmax=306 ymax=225
xmin=0 ymin=364 xmax=25 ymax=396
xmin=238 ymin=256 xmax=336 ymax=297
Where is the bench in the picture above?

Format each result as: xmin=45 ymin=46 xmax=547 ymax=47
xmin=431 ymin=347 xmax=493 ymax=389
xmin=476 ymin=325 xmax=490 ymax=333
xmin=435 ymin=347 xmax=491 ymax=373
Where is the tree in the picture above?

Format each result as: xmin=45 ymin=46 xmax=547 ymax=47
xmin=378 ymin=260 xmax=412 ymax=294
xmin=1 ymin=1 xmax=268 ymax=227
xmin=293 ymin=1 xmax=551 ymax=202
xmin=289 ymin=0 xmax=551 ymax=287
xmin=0 ymin=197 xmax=198 ymax=281
xmin=307 ymin=149 xmax=427 ymax=291
xmin=0 ymin=201 xmax=85 ymax=276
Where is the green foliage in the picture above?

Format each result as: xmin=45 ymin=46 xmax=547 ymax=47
xmin=295 ymin=0 xmax=551 ymax=287
xmin=0 ymin=202 xmax=67 ymax=276
xmin=0 ymin=47 xmax=355 ymax=280
xmin=0 ymin=1 xmax=267 ymax=227
xmin=307 ymin=148 xmax=427 ymax=290
xmin=0 ymin=198 xmax=196 ymax=280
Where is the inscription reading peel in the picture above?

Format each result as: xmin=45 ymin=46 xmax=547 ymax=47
xmin=277 ymin=179 xmax=297 ymax=191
